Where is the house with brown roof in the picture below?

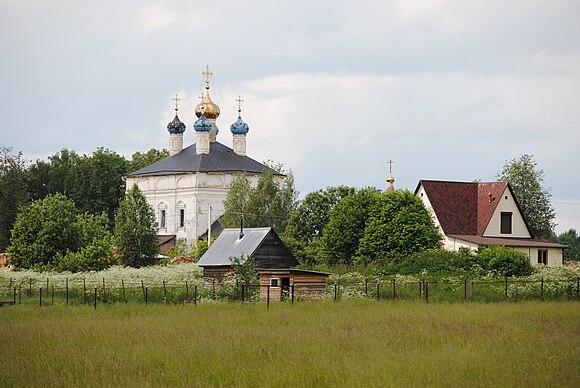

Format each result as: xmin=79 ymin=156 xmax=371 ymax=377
xmin=415 ymin=180 xmax=566 ymax=266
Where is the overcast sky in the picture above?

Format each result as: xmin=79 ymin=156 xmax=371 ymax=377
xmin=1 ymin=0 xmax=579 ymax=234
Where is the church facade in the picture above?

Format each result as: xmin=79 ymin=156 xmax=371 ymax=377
xmin=126 ymin=67 xmax=281 ymax=244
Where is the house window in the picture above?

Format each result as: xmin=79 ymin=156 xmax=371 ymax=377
xmin=179 ymin=209 xmax=185 ymax=228
xmin=270 ymin=278 xmax=279 ymax=287
xmin=538 ymin=250 xmax=548 ymax=265
xmin=160 ymin=210 xmax=166 ymax=228
xmin=500 ymin=212 xmax=512 ymax=234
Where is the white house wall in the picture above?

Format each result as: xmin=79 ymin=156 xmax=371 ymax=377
xmin=126 ymin=172 xmax=261 ymax=244
xmin=513 ymin=247 xmax=563 ymax=267
xmin=416 ymin=184 xmax=446 ymax=239
xmin=483 ymin=187 xmax=531 ymax=238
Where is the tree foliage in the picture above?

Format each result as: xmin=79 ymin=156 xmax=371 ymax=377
xmin=558 ymin=229 xmax=580 ymax=261
xmin=357 ymin=190 xmax=443 ymax=265
xmin=0 ymin=147 xmax=29 ymax=251
xmin=114 ymin=184 xmax=159 ymax=267
xmin=286 ymin=185 xmax=355 ymax=242
xmin=9 ymin=194 xmax=80 ymax=268
xmin=496 ymin=154 xmax=555 ymax=239
xmin=71 ymin=148 xmax=128 ymax=223
xmin=128 ymin=148 xmax=169 ymax=173
xmin=321 ymin=188 xmax=380 ymax=266
xmin=222 ymin=167 xmax=297 ymax=234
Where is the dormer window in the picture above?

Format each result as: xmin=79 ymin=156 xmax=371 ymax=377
xmin=500 ymin=212 xmax=512 ymax=234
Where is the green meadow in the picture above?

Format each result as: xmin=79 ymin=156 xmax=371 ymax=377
xmin=1 ymin=301 xmax=579 ymax=387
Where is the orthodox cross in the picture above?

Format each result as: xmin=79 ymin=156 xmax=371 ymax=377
xmin=202 ymin=65 xmax=213 ymax=87
xmin=387 ymin=160 xmax=394 ymax=174
xmin=172 ymin=94 xmax=181 ymax=114
xmin=235 ymin=95 xmax=244 ymax=114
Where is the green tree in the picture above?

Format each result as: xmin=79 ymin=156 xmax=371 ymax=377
xmin=287 ymin=185 xmax=355 ymax=242
xmin=0 ymin=147 xmax=30 ymax=251
xmin=25 ymin=149 xmax=79 ymax=200
xmin=9 ymin=193 xmax=80 ymax=268
xmin=558 ymin=229 xmax=580 ymax=261
xmin=231 ymin=255 xmax=258 ymax=285
xmin=222 ymin=166 xmax=298 ymax=234
xmin=321 ymin=187 xmax=381 ymax=266
xmin=77 ymin=212 xmax=112 ymax=247
xmin=357 ymin=190 xmax=443 ymax=265
xmin=71 ymin=148 xmax=128 ymax=223
xmin=114 ymin=184 xmax=159 ymax=267
xmin=496 ymin=154 xmax=556 ymax=239
xmin=221 ymin=176 xmax=252 ymax=228
xmin=128 ymin=148 xmax=169 ymax=173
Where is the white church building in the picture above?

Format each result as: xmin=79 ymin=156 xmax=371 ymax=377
xmin=126 ymin=67 xmax=282 ymax=245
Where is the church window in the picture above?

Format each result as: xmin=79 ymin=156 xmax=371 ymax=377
xmin=160 ymin=210 xmax=166 ymax=228
xmin=270 ymin=278 xmax=279 ymax=287
xmin=180 ymin=209 xmax=185 ymax=228
xmin=538 ymin=250 xmax=548 ymax=265
xmin=500 ymin=212 xmax=512 ymax=234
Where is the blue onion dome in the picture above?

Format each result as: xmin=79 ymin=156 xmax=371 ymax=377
xmin=167 ymin=115 xmax=186 ymax=134
xmin=193 ymin=114 xmax=212 ymax=132
xmin=230 ymin=115 xmax=249 ymax=135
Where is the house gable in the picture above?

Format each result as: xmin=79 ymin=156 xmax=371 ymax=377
xmin=482 ymin=187 xmax=531 ymax=238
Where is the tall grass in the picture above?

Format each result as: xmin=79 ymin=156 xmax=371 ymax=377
xmin=1 ymin=301 xmax=579 ymax=387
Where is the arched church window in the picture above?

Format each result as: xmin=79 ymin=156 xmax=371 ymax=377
xmin=158 ymin=202 xmax=167 ymax=229
xmin=177 ymin=202 xmax=186 ymax=229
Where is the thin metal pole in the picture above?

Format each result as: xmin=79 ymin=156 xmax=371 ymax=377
xmin=66 ymin=278 xmax=69 ymax=305
xmin=145 ymin=287 xmax=148 ymax=305
xmin=515 ymin=282 xmax=519 ymax=303
xmin=94 ymin=288 xmax=97 ymax=309
xmin=163 ymin=280 xmax=168 ymax=304
xmin=194 ymin=286 xmax=197 ymax=306
xmin=365 ymin=278 xmax=368 ymax=295
xmin=122 ymin=279 xmax=126 ymax=304
xmin=185 ymin=281 xmax=189 ymax=303
xmin=470 ymin=281 xmax=474 ymax=303
xmin=392 ymin=279 xmax=396 ymax=300
xmin=291 ymin=284 xmax=294 ymax=304
xmin=425 ymin=281 xmax=429 ymax=303
xmin=39 ymin=287 xmax=42 ymax=307
xmin=13 ymin=288 xmax=16 ymax=305
xmin=267 ymin=285 xmax=270 ymax=309
xmin=376 ymin=283 xmax=380 ymax=302
xmin=540 ymin=277 xmax=544 ymax=300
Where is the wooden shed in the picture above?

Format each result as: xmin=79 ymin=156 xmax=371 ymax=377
xmin=197 ymin=227 xmax=329 ymax=301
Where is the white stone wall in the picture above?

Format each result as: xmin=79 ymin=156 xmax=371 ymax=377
xmin=483 ymin=187 xmax=531 ymax=238
xmin=126 ymin=172 xmax=261 ymax=244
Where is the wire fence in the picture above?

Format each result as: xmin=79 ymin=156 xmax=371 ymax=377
xmin=1 ymin=275 xmax=578 ymax=308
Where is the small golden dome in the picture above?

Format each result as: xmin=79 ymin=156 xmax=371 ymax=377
xmin=195 ymin=89 xmax=220 ymax=120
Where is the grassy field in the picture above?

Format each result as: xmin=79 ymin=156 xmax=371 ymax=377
xmin=1 ymin=301 xmax=579 ymax=387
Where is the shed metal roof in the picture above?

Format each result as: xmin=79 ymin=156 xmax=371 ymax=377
xmin=197 ymin=227 xmax=272 ymax=266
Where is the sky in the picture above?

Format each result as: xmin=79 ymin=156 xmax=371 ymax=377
xmin=1 ymin=0 xmax=579 ymax=234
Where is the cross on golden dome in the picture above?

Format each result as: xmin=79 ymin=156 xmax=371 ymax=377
xmin=202 ymin=65 xmax=213 ymax=88
xmin=388 ymin=159 xmax=394 ymax=175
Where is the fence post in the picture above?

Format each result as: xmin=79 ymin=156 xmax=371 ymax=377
xmin=505 ymin=277 xmax=508 ymax=300
xmin=66 ymin=278 xmax=69 ymax=305
xmin=365 ymin=278 xmax=368 ymax=295
xmin=39 ymin=287 xmax=42 ymax=307
xmin=194 ymin=286 xmax=197 ymax=306
xmin=392 ymin=279 xmax=396 ymax=300
xmin=102 ymin=278 xmax=106 ymax=303
xmin=470 ymin=281 xmax=474 ymax=303
xmin=13 ymin=288 xmax=16 ymax=305
xmin=540 ymin=277 xmax=544 ymax=300
xmin=425 ymin=281 xmax=429 ymax=303
xmin=515 ymin=281 xmax=519 ymax=303
xmin=267 ymin=285 xmax=270 ymax=309
xmin=145 ymin=287 xmax=148 ymax=305
xmin=163 ymin=280 xmax=168 ymax=304
xmin=46 ymin=278 xmax=49 ymax=297
xmin=51 ymin=286 xmax=54 ymax=306
xmin=94 ymin=288 xmax=97 ymax=310
xmin=241 ymin=284 xmax=245 ymax=303
xmin=419 ymin=281 xmax=422 ymax=300
xmin=29 ymin=277 xmax=32 ymax=297
xmin=122 ymin=279 xmax=127 ymax=304
xmin=141 ymin=280 xmax=145 ymax=300
xmin=19 ymin=284 xmax=21 ymax=304
xmin=83 ymin=278 xmax=87 ymax=305
xmin=185 ymin=281 xmax=190 ymax=303
xmin=334 ymin=283 xmax=338 ymax=301
xmin=464 ymin=279 xmax=467 ymax=302
xmin=376 ymin=283 xmax=380 ymax=302
xmin=291 ymin=284 xmax=294 ymax=304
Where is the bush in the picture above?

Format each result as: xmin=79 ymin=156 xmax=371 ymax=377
xmin=54 ymin=236 xmax=115 ymax=273
xmin=384 ymin=248 xmax=484 ymax=277
xmin=477 ymin=246 xmax=533 ymax=277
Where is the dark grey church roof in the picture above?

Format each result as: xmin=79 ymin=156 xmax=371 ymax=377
xmin=198 ymin=228 xmax=272 ymax=266
xmin=127 ymin=142 xmax=283 ymax=177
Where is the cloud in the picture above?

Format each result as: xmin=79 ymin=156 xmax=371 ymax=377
xmin=140 ymin=4 xmax=178 ymax=34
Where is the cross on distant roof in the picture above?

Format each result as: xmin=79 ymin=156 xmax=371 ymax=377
xmin=172 ymin=94 xmax=181 ymax=113
xmin=235 ymin=95 xmax=244 ymax=114
xmin=388 ymin=160 xmax=394 ymax=174
xmin=202 ymin=65 xmax=213 ymax=87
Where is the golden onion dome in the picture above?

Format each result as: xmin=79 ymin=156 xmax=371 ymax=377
xmin=195 ymin=89 xmax=220 ymax=119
